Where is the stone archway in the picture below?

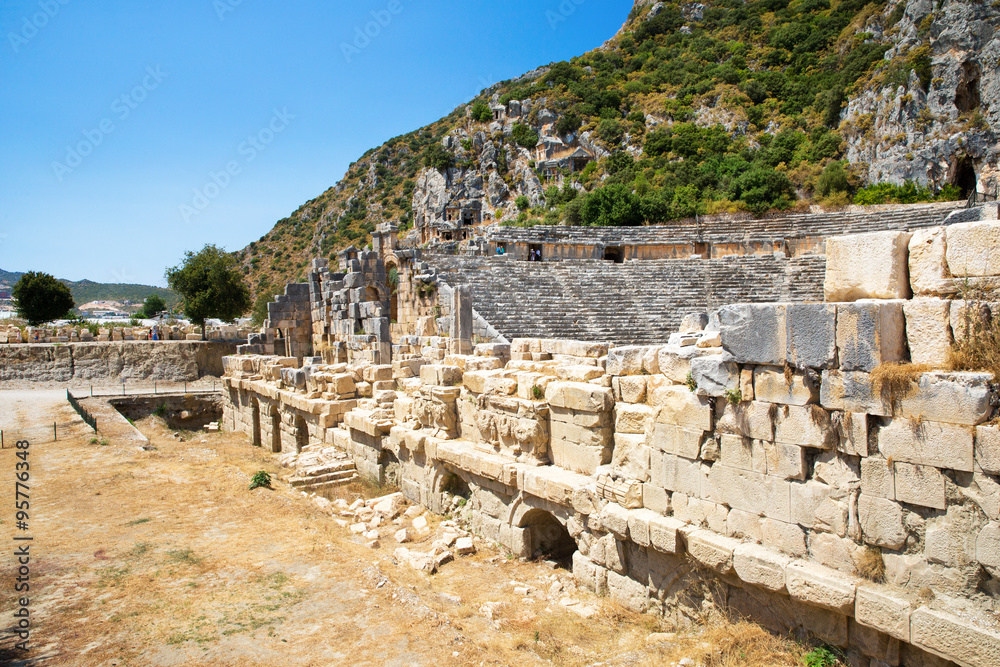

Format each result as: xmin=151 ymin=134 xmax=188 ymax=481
xmin=294 ymin=414 xmax=308 ymax=453
xmin=517 ymin=508 xmax=577 ymax=564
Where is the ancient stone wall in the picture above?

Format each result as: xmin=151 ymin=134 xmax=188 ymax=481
xmin=0 ymin=341 xmax=237 ymax=383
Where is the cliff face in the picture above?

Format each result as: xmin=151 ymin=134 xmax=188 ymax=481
xmin=237 ymin=0 xmax=1000 ymax=292
xmin=842 ymin=0 xmax=1000 ymax=192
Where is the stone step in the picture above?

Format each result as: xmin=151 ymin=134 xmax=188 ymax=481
xmin=289 ymin=468 xmax=358 ymax=488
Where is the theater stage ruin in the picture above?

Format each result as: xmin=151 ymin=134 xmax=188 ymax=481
xmin=222 ymin=203 xmax=1000 ymax=667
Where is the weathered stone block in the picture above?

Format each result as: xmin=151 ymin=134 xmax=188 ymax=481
xmin=611 ymin=433 xmax=650 ymax=482
xmin=836 ymin=301 xmax=906 ymax=372
xmin=686 ymin=529 xmax=738 ymax=574
xmin=714 ymin=400 xmax=775 ymax=441
xmin=647 ymin=422 xmax=705 ymax=460
xmin=614 ymin=403 xmax=655 ymax=435
xmin=854 ymin=585 xmax=911 ymax=642
xmin=945 ymin=220 xmax=1000 ymax=278
xmin=786 ymin=303 xmax=838 ymax=369
xmin=785 ymin=561 xmax=856 ymax=614
xmin=657 ymin=344 xmax=714 ymax=384
xmin=734 ymin=543 xmax=790 ymax=592
xmin=598 ymin=502 xmax=630 ymax=540
xmin=545 ymin=381 xmax=613 ymax=412
xmin=690 ymin=355 xmax=739 ymax=397
xmin=976 ymin=424 xmax=1000 ymax=475
xmin=825 ymin=231 xmax=912 ymax=301
xmin=649 ymin=514 xmax=684 ymax=554
xmin=910 ymin=606 xmax=1000 ymax=667
xmin=858 ymin=494 xmax=906 ymax=550
xmin=774 ymin=405 xmax=837 ymax=449
xmin=717 ymin=303 xmax=787 ymax=366
xmin=612 ymin=375 xmax=647 ymax=404
xmin=893 ymin=462 xmax=945 ymax=510
xmin=626 ymin=508 xmax=660 ymax=548
xmin=649 ymin=383 xmax=713 ymax=431
xmin=761 ymin=441 xmax=807 ymax=480
xmin=898 ymin=372 xmax=994 ymax=426
xmin=878 ymin=418 xmax=974 ymax=472
xmin=860 ymin=457 xmax=894 ymax=500
xmin=909 ymin=226 xmax=956 ymax=297
xmin=606 ymin=346 xmax=648 ymax=376
xmin=904 ymin=299 xmax=953 ymax=367
xmin=977 ymin=522 xmax=1000 ymax=570
xmin=707 ymin=464 xmax=790 ymax=522
xmin=753 ymin=366 xmax=820 ymax=405
xmin=762 ymin=518 xmax=808 ymax=558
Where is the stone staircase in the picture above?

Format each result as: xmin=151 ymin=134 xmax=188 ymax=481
xmin=280 ymin=445 xmax=358 ymax=493
xmin=425 ymin=253 xmax=827 ymax=345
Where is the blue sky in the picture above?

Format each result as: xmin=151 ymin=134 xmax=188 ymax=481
xmin=0 ymin=0 xmax=633 ymax=286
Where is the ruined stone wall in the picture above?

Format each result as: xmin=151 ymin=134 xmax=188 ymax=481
xmin=0 ymin=341 xmax=238 ymax=383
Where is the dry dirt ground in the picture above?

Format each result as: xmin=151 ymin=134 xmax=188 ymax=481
xmin=0 ymin=390 xmax=817 ymax=667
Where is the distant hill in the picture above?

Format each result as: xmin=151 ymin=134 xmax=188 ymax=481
xmin=0 ymin=270 xmax=179 ymax=310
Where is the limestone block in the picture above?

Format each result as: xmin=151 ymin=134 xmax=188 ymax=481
xmin=606 ymin=346 xmax=648 ymax=376
xmin=977 ymin=522 xmax=1000 ymax=570
xmin=910 ymin=606 xmax=1000 ymax=667
xmin=550 ymin=438 xmax=611 ymax=475
xmin=854 ymin=585 xmax=911 ymax=642
xmin=860 ymin=458 xmax=894 ymax=499
xmin=606 ymin=570 xmax=648 ymax=613
xmin=716 ymin=303 xmax=787 ymax=366
xmin=786 ymin=303 xmax=838 ymax=369
xmin=657 ymin=345 xmax=714 ymax=384
xmin=641 ymin=483 xmax=669 ymax=515
xmin=976 ymin=424 xmax=1000 ymax=475
xmin=909 ymin=227 xmax=956 ymax=297
xmin=686 ymin=529 xmax=737 ymax=574
xmin=649 ymin=515 xmax=684 ymax=554
xmin=808 ymin=532 xmax=856 ymax=572
xmin=652 ymin=453 xmax=705 ymax=497
xmin=838 ymin=412 xmax=869 ymax=457
xmin=690 ymin=355 xmax=739 ymax=397
xmin=419 ymin=364 xmax=463 ymax=387
xmin=612 ymin=375 xmax=647 ymax=404
xmin=611 ymin=433 xmax=650 ymax=483
xmin=598 ymin=502 xmax=630 ymax=540
xmin=825 ymin=231 xmax=913 ymax=301
xmin=484 ymin=376 xmax=517 ymax=395
xmin=649 ymin=383 xmax=713 ymax=431
xmin=836 ymin=301 xmax=906 ymax=372
xmin=858 ymin=495 xmax=906 ymax=550
xmin=714 ymin=401 xmax=775 ymax=441
xmin=893 ymin=462 xmax=945 ymax=510
xmin=646 ymin=422 xmax=705 ymax=459
xmin=790 ymin=480 xmax=840 ymax=531
xmin=727 ymin=509 xmax=763 ymax=542
xmin=614 ymin=403 xmax=655 ymax=434
xmin=904 ymin=299 xmax=953 ymax=368
xmin=761 ymin=441 xmax=807 ymax=481
xmin=820 ymin=370 xmax=891 ymax=416
xmin=774 ymin=405 xmax=837 ymax=450
xmin=898 ymin=372 xmax=994 ymax=426
xmin=878 ymin=418 xmax=974 ymax=472
xmin=719 ymin=434 xmax=762 ymax=472
xmin=550 ymin=406 xmax=611 ymax=429
xmin=734 ymin=543 xmax=790 ymax=592
xmin=761 ymin=519 xmax=808 ymax=558
xmin=785 ymin=561 xmax=856 ymax=614
xmin=753 ymin=366 xmax=820 ymax=405
xmin=556 ymin=365 xmax=603 ymax=382
xmin=545 ymin=381 xmax=613 ymax=412
xmin=945 ymin=220 xmax=1000 ymax=277
xmin=707 ymin=464 xmax=790 ymax=522
xmin=626 ymin=508 xmax=659 ymax=548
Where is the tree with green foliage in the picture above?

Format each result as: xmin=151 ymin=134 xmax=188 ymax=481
xmin=165 ymin=245 xmax=251 ymax=337
xmin=422 ymin=144 xmax=453 ymax=172
xmin=511 ymin=123 xmax=539 ymax=150
xmin=580 ymin=184 xmax=643 ymax=227
xmin=470 ymin=101 xmax=493 ymax=123
xmin=515 ymin=195 xmax=530 ymax=211
xmin=251 ymin=286 xmax=275 ymax=327
xmin=817 ymin=161 xmax=851 ymax=198
xmin=12 ymin=271 xmax=75 ymax=325
xmin=141 ymin=295 xmax=167 ymax=319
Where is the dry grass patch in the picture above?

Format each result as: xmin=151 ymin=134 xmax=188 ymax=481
xmin=856 ymin=547 xmax=886 ymax=583
xmin=950 ymin=289 xmax=1000 ymax=381
xmin=640 ymin=618 xmax=818 ymax=667
xmin=870 ymin=362 xmax=931 ymax=411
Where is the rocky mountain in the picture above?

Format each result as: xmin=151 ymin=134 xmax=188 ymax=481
xmin=236 ymin=0 xmax=999 ymax=295
xmin=0 ymin=269 xmax=178 ymax=310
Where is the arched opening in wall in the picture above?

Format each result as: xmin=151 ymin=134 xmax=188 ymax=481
xmin=951 ymin=157 xmax=978 ymax=199
xmin=603 ymin=247 xmax=623 ymax=263
xmin=250 ymin=399 xmax=261 ymax=447
xmin=438 ymin=470 xmax=472 ymax=514
xmin=955 ymin=62 xmax=981 ymax=113
xmin=386 ymin=262 xmax=399 ymax=324
xmin=270 ymin=407 xmax=281 ymax=453
xmin=518 ymin=508 xmax=576 ymax=567
xmin=294 ymin=414 xmax=308 ymax=453
xmin=365 ymin=285 xmax=379 ymax=303
xmin=380 ymin=450 xmax=401 ymax=487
